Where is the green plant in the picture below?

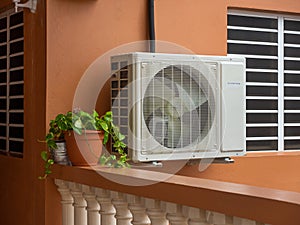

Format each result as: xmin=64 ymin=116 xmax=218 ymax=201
xmin=39 ymin=109 xmax=129 ymax=179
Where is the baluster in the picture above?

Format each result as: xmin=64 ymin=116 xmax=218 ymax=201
xmin=55 ymin=179 xmax=74 ymax=225
xmin=182 ymin=206 xmax=209 ymax=225
xmin=82 ymin=185 xmax=100 ymax=225
xmin=164 ymin=202 xmax=188 ymax=225
xmin=233 ymin=217 xmax=257 ymax=225
xmin=207 ymin=211 xmax=226 ymax=225
xmin=95 ymin=188 xmax=116 ymax=225
xmin=111 ymin=191 xmax=132 ymax=225
xmin=69 ymin=182 xmax=87 ymax=225
xmin=225 ymin=215 xmax=234 ymax=225
xmin=127 ymin=195 xmax=150 ymax=225
xmin=144 ymin=199 xmax=168 ymax=225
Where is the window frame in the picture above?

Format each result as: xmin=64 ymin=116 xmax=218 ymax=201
xmin=228 ymin=9 xmax=300 ymax=152
xmin=0 ymin=8 xmax=24 ymax=156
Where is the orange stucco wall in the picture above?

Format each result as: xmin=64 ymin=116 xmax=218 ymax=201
xmin=46 ymin=0 xmax=300 ymax=119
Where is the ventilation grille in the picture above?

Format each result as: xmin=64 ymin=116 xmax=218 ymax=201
xmin=0 ymin=9 xmax=24 ymax=156
xmin=111 ymin=61 xmax=129 ymax=152
xmin=143 ymin=64 xmax=214 ymax=149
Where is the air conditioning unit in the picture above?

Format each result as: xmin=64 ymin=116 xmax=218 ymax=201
xmin=110 ymin=52 xmax=245 ymax=162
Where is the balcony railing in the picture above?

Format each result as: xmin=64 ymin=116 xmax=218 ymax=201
xmin=52 ymin=165 xmax=300 ymax=225
xmin=55 ymin=178 xmax=269 ymax=225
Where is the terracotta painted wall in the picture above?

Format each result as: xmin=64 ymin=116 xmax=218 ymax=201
xmin=46 ymin=0 xmax=300 ymax=119
xmin=45 ymin=1 xmax=300 ymax=224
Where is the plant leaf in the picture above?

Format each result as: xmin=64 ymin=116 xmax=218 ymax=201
xmin=41 ymin=151 xmax=48 ymax=161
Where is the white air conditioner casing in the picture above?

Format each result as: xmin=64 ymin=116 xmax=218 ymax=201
xmin=110 ymin=52 xmax=246 ymax=162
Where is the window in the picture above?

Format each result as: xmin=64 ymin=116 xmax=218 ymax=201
xmin=0 ymin=9 xmax=24 ymax=156
xmin=228 ymin=10 xmax=300 ymax=151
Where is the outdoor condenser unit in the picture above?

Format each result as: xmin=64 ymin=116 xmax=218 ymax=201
xmin=110 ymin=52 xmax=246 ymax=162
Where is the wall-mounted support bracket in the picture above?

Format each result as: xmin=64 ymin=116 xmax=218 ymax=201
xmin=13 ymin=0 xmax=37 ymax=13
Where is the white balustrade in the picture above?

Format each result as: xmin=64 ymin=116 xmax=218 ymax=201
xmin=69 ymin=182 xmax=87 ymax=225
xmin=55 ymin=179 xmax=74 ymax=225
xmin=82 ymin=185 xmax=100 ymax=225
xmin=95 ymin=188 xmax=116 ymax=225
xmin=55 ymin=179 xmax=269 ymax=225
xmin=145 ymin=199 xmax=168 ymax=225
xmin=111 ymin=191 xmax=133 ymax=225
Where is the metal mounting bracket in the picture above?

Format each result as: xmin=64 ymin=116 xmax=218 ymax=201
xmin=13 ymin=0 xmax=37 ymax=13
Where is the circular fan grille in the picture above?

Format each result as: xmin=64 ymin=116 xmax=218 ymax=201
xmin=143 ymin=65 xmax=215 ymax=149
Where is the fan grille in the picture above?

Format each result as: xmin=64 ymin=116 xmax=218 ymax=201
xmin=143 ymin=65 xmax=215 ymax=149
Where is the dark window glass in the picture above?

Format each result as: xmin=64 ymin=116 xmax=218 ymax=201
xmin=0 ymin=85 xmax=6 ymax=96
xmin=284 ymin=140 xmax=300 ymax=150
xmin=0 ymin=31 xmax=7 ymax=43
xmin=285 ymin=113 xmax=300 ymax=123
xmin=0 ymin=17 xmax=7 ymax=30
xmin=9 ymin=84 xmax=23 ymax=96
xmin=0 ymin=58 xmax=7 ymax=70
xmin=9 ymin=112 xmax=23 ymax=124
xmin=247 ymin=127 xmax=277 ymax=137
xmin=285 ymin=20 xmax=300 ymax=32
xmin=285 ymin=47 xmax=300 ymax=58
xmin=285 ymin=87 xmax=300 ymax=97
xmin=228 ymin=15 xmax=277 ymax=29
xmin=0 ymin=72 xmax=6 ymax=83
xmin=285 ymin=33 xmax=300 ymax=44
xmin=10 ymin=69 xmax=23 ymax=82
xmin=247 ymin=72 xmax=278 ymax=83
xmin=228 ymin=44 xmax=277 ymax=56
xmin=228 ymin=29 xmax=277 ymax=42
xmin=247 ymin=113 xmax=277 ymax=123
xmin=10 ymin=40 xmax=23 ymax=55
xmin=247 ymin=58 xmax=278 ymax=69
xmin=9 ymin=12 xmax=23 ymax=27
xmin=0 ymin=98 xmax=6 ymax=110
xmin=0 ymin=126 xmax=6 ymax=136
xmin=285 ymin=74 xmax=300 ymax=84
xmin=0 ymin=139 xmax=5 ymax=150
xmin=9 ymin=98 xmax=23 ymax=110
xmin=246 ymin=86 xmax=278 ymax=96
xmin=120 ymin=80 xmax=127 ymax=88
xmin=246 ymin=140 xmax=277 ymax=151
xmin=285 ymin=60 xmax=300 ymax=71
xmin=9 ymin=126 xmax=23 ymax=138
xmin=10 ymin=26 xmax=23 ymax=40
xmin=120 ymin=71 xmax=128 ymax=79
xmin=9 ymin=140 xmax=23 ymax=153
xmin=0 ymin=44 xmax=7 ymax=57
xmin=284 ymin=127 xmax=300 ymax=136
xmin=0 ymin=112 xmax=6 ymax=123
xmin=247 ymin=99 xmax=277 ymax=110
xmin=111 ymin=90 xmax=119 ymax=98
xmin=111 ymin=81 xmax=118 ymax=89
xmin=10 ymin=55 xmax=23 ymax=68
xmin=285 ymin=100 xmax=300 ymax=110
